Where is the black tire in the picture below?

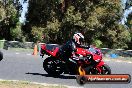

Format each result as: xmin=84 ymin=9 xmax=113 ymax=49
xmin=83 ymin=66 xmax=99 ymax=75
xmin=101 ymin=64 xmax=111 ymax=74
xmin=83 ymin=64 xmax=111 ymax=75
xmin=43 ymin=57 xmax=63 ymax=76
xmin=0 ymin=51 xmax=3 ymax=61
xmin=76 ymin=76 xmax=87 ymax=85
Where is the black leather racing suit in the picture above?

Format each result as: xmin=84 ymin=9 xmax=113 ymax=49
xmin=59 ymin=39 xmax=89 ymax=63
xmin=59 ymin=39 xmax=89 ymax=74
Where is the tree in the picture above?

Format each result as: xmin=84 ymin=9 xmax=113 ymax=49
xmin=10 ymin=22 xmax=22 ymax=41
xmin=126 ymin=12 xmax=132 ymax=29
xmin=126 ymin=12 xmax=132 ymax=49
xmin=25 ymin=0 xmax=131 ymax=48
xmin=0 ymin=1 xmax=6 ymax=39
xmin=125 ymin=0 xmax=132 ymax=9
xmin=0 ymin=0 xmax=22 ymax=40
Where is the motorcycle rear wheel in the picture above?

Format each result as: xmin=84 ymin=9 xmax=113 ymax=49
xmin=43 ymin=57 xmax=63 ymax=76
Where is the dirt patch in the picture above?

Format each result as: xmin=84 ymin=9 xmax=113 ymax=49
xmin=0 ymin=80 xmax=67 ymax=88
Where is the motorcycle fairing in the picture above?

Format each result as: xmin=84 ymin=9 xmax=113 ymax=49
xmin=41 ymin=44 xmax=59 ymax=56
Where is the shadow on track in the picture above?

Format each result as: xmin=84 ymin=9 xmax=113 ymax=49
xmin=26 ymin=72 xmax=76 ymax=79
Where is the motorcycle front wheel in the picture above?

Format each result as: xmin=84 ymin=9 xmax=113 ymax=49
xmin=83 ymin=66 xmax=99 ymax=75
xmin=100 ymin=64 xmax=111 ymax=74
xmin=83 ymin=64 xmax=111 ymax=75
xmin=43 ymin=57 xmax=63 ymax=76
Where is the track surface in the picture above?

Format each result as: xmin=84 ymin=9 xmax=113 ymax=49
xmin=0 ymin=49 xmax=132 ymax=88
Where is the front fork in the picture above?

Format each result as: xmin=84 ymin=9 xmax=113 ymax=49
xmin=96 ymin=60 xmax=105 ymax=73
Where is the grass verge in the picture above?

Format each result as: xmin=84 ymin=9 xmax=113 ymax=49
xmin=0 ymin=80 xmax=67 ymax=88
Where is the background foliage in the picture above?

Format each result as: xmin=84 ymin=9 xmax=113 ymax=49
xmin=0 ymin=0 xmax=132 ymax=49
xmin=0 ymin=0 xmax=22 ymax=41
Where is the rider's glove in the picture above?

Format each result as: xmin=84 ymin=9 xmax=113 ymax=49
xmin=72 ymin=52 xmax=79 ymax=60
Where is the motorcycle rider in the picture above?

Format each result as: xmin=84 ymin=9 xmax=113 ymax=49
xmin=59 ymin=32 xmax=89 ymax=74
xmin=59 ymin=32 xmax=89 ymax=60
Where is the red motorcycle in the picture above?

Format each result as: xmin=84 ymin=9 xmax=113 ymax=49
xmin=40 ymin=44 xmax=111 ymax=76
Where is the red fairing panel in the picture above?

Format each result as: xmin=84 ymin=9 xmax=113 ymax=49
xmin=97 ymin=60 xmax=105 ymax=67
xmin=41 ymin=44 xmax=59 ymax=57
xmin=41 ymin=44 xmax=46 ymax=50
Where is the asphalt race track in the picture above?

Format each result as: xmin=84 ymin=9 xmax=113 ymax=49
xmin=0 ymin=49 xmax=132 ymax=88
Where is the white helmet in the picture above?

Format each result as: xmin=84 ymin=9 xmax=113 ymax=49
xmin=73 ymin=33 xmax=84 ymax=44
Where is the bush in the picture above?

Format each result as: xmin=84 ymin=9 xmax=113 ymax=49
xmin=92 ymin=39 xmax=103 ymax=48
